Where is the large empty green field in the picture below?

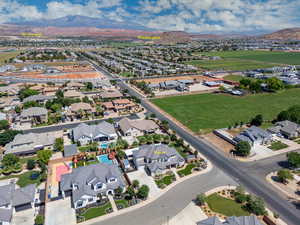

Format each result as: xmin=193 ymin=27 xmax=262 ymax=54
xmin=188 ymin=50 xmax=300 ymax=71
xmin=203 ymin=50 xmax=300 ymax=65
xmin=152 ymin=89 xmax=300 ymax=133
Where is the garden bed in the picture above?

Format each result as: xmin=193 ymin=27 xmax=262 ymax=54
xmin=77 ymin=202 xmax=112 ymax=222
xmin=155 ymin=172 xmax=176 ymax=189
xmin=268 ymin=141 xmax=288 ymax=151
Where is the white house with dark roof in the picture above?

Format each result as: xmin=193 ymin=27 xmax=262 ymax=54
xmin=19 ymin=107 xmax=48 ymax=125
xmin=0 ymin=183 xmax=36 ymax=225
xmin=60 ymin=163 xmax=126 ymax=209
xmin=268 ymin=120 xmax=300 ymax=139
xmin=71 ymin=121 xmax=117 ymax=145
xmin=132 ymin=144 xmax=185 ymax=176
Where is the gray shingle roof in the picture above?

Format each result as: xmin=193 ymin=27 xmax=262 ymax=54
xmin=12 ymin=184 xmax=36 ymax=206
xmin=60 ymin=163 xmax=125 ymax=204
xmin=119 ymin=118 xmax=159 ymax=133
xmin=197 ymin=216 xmax=263 ymax=225
xmin=21 ymin=107 xmax=48 ymax=117
xmin=0 ymin=208 xmax=12 ymax=222
xmin=23 ymin=94 xmax=55 ymax=103
xmin=72 ymin=121 xmax=116 ymax=141
xmin=64 ymin=144 xmax=78 ymax=157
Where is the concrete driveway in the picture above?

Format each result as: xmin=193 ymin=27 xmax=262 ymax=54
xmin=127 ymin=169 xmax=161 ymax=198
xmin=45 ymin=198 xmax=76 ymax=225
xmin=12 ymin=208 xmax=35 ymax=225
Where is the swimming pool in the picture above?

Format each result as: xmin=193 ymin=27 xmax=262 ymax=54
xmin=99 ymin=142 xmax=109 ymax=149
xmin=97 ymin=154 xmax=113 ymax=165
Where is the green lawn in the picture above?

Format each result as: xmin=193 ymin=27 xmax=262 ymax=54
xmin=81 ymin=202 xmax=112 ymax=220
xmin=115 ymin=199 xmax=129 ymax=209
xmin=206 ymin=193 xmax=250 ymax=217
xmin=186 ymin=58 xmax=278 ymax=71
xmin=201 ymin=50 xmax=300 ymax=65
xmin=16 ymin=171 xmax=41 ymax=187
xmin=177 ymin=163 xmax=196 ymax=177
xmin=268 ymin=141 xmax=288 ymax=151
xmin=152 ymin=89 xmax=300 ymax=134
xmin=155 ymin=174 xmax=176 ymax=188
xmin=223 ymin=75 xmax=257 ymax=82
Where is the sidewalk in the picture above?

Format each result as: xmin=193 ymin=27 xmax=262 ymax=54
xmin=108 ymin=195 xmax=118 ymax=212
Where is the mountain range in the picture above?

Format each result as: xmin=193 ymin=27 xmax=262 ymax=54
xmin=1 ymin=15 xmax=299 ymax=41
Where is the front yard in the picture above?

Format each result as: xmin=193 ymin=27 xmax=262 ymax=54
xmin=205 ymin=193 xmax=250 ymax=217
xmin=268 ymin=141 xmax=288 ymax=151
xmin=77 ymin=202 xmax=112 ymax=222
xmin=155 ymin=172 xmax=176 ymax=189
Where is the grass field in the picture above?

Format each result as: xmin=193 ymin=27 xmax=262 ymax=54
xmin=81 ymin=202 xmax=112 ymax=220
xmin=202 ymin=50 xmax=300 ymax=65
xmin=268 ymin=141 xmax=288 ymax=151
xmin=152 ymin=88 xmax=300 ymax=133
xmin=206 ymin=193 xmax=250 ymax=216
xmin=188 ymin=50 xmax=300 ymax=71
xmin=0 ymin=51 xmax=21 ymax=65
xmin=223 ymin=75 xmax=258 ymax=82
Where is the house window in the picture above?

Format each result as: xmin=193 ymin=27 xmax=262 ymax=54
xmin=109 ymin=178 xmax=116 ymax=183
xmin=96 ymin=183 xmax=103 ymax=190
xmin=77 ymin=200 xmax=83 ymax=208
xmin=88 ymin=198 xmax=94 ymax=202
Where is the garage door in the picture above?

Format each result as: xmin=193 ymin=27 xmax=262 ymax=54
xmin=15 ymin=203 xmax=32 ymax=212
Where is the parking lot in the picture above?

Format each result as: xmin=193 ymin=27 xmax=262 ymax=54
xmin=127 ymin=168 xmax=161 ymax=198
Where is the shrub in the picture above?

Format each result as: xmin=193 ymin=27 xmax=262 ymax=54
xmin=27 ymin=159 xmax=36 ymax=170
xmin=35 ymin=215 xmax=44 ymax=225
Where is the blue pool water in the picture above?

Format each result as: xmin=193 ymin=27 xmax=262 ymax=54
xmin=97 ymin=154 xmax=113 ymax=165
xmin=99 ymin=143 xmax=109 ymax=149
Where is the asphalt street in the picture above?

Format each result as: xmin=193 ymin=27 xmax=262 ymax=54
xmin=90 ymin=167 xmax=237 ymax=225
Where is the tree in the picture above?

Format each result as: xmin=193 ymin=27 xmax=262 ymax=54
xmin=37 ymin=150 xmax=52 ymax=165
xmin=249 ymin=80 xmax=262 ymax=93
xmin=137 ymin=185 xmax=150 ymax=199
xmin=0 ymin=130 xmax=22 ymax=146
xmin=55 ymin=90 xmax=64 ymax=98
xmin=132 ymin=180 xmax=140 ymax=189
xmin=85 ymin=82 xmax=93 ymax=90
xmin=240 ymin=78 xmax=252 ymax=87
xmin=266 ymin=77 xmax=284 ymax=91
xmin=27 ymin=159 xmax=36 ymax=170
xmin=245 ymin=196 xmax=267 ymax=216
xmin=287 ymin=152 xmax=300 ymax=168
xmin=54 ymin=138 xmax=64 ymax=152
xmin=116 ymin=150 xmax=126 ymax=159
xmin=0 ymin=120 xmax=9 ymax=130
xmin=19 ymin=88 xmax=39 ymax=100
xmin=250 ymin=114 xmax=263 ymax=126
xmin=277 ymin=169 xmax=293 ymax=184
xmin=196 ymin=193 xmax=206 ymax=206
xmin=126 ymin=186 xmax=135 ymax=199
xmin=235 ymin=141 xmax=251 ymax=157
xmin=34 ymin=215 xmax=44 ymax=225
xmin=2 ymin=154 xmax=20 ymax=168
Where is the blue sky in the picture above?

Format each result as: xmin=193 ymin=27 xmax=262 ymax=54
xmin=0 ymin=0 xmax=299 ymax=33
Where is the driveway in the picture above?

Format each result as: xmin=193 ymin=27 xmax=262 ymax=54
xmin=12 ymin=208 xmax=35 ymax=225
xmin=45 ymin=198 xmax=76 ymax=225
xmin=127 ymin=169 xmax=161 ymax=198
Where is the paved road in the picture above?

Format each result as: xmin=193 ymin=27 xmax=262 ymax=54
xmin=90 ymin=167 xmax=237 ymax=225
xmin=88 ymin=59 xmax=300 ymax=225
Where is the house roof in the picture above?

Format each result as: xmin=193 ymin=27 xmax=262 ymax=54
xmin=4 ymin=132 xmax=55 ymax=155
xmin=0 ymin=183 xmax=14 ymax=207
xmin=64 ymin=90 xmax=83 ymax=98
xmin=23 ymin=94 xmax=55 ymax=103
xmin=275 ymin=120 xmax=299 ymax=135
xmin=0 ymin=208 xmax=12 ymax=222
xmin=70 ymin=102 xmax=94 ymax=112
xmin=72 ymin=121 xmax=116 ymax=141
xmin=234 ymin=126 xmax=272 ymax=144
xmin=119 ymin=118 xmax=159 ymax=133
xmin=21 ymin=107 xmax=48 ymax=117
xmin=197 ymin=216 xmax=263 ymax=225
xmin=100 ymin=90 xmax=123 ymax=99
xmin=112 ymin=99 xmax=132 ymax=105
xmin=12 ymin=184 xmax=36 ymax=207
xmin=64 ymin=144 xmax=78 ymax=157
xmin=60 ymin=163 xmax=125 ymax=204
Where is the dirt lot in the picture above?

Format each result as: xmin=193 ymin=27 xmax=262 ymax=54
xmin=202 ymin=133 xmax=234 ymax=155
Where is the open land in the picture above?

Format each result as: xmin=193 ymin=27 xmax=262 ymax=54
xmin=0 ymin=51 xmax=22 ymax=65
xmin=187 ymin=50 xmax=300 ymax=71
xmin=151 ymin=88 xmax=300 ymax=133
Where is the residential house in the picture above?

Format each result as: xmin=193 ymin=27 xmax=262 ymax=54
xmin=196 ymin=216 xmax=263 ymax=225
xmin=19 ymin=107 xmax=48 ymax=125
xmin=99 ymin=90 xmax=123 ymax=99
xmin=4 ymin=132 xmax=55 ymax=155
xmin=22 ymin=94 xmax=55 ymax=104
xmin=66 ymin=82 xmax=85 ymax=91
xmin=0 ymin=183 xmax=36 ymax=225
xmin=64 ymin=90 xmax=84 ymax=99
xmin=132 ymin=144 xmax=185 ymax=176
xmin=68 ymin=102 xmax=95 ymax=119
xmin=0 ymin=85 xmax=19 ymax=97
xmin=112 ymin=99 xmax=137 ymax=113
xmin=119 ymin=118 xmax=159 ymax=137
xmin=0 ymin=97 xmax=20 ymax=111
xmin=234 ymin=126 xmax=273 ymax=147
xmin=71 ymin=122 xmax=117 ymax=145
xmin=268 ymin=120 xmax=300 ymax=139
xmin=60 ymin=163 xmax=126 ymax=209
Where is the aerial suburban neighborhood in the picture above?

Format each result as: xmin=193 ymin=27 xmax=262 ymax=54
xmin=0 ymin=2 xmax=299 ymax=225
